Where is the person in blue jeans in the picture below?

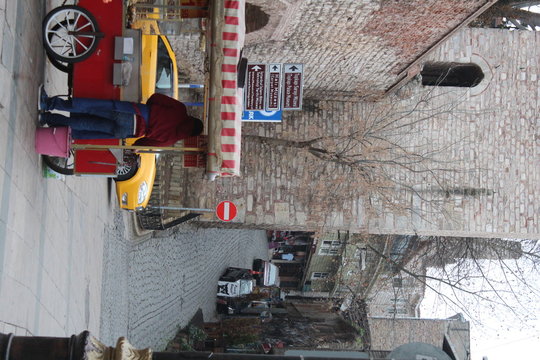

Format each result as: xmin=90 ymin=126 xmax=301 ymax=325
xmin=38 ymin=85 xmax=203 ymax=146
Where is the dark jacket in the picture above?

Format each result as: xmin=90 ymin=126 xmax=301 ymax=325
xmin=133 ymin=93 xmax=195 ymax=147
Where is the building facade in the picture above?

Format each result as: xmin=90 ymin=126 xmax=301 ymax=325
xmin=163 ymin=1 xmax=538 ymax=240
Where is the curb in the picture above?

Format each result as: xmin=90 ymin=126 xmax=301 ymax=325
xmin=126 ymin=212 xmax=154 ymax=243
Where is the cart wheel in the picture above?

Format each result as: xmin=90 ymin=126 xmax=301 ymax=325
xmin=45 ymin=21 xmax=74 ymax=73
xmin=46 ymin=51 xmax=73 ymax=73
xmin=42 ymin=5 xmax=101 ymax=63
xmin=42 ymin=154 xmax=75 ymax=175
xmin=115 ymin=154 xmax=139 ymax=181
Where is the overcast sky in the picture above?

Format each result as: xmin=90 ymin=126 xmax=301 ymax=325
xmin=420 ymin=244 xmax=540 ymax=360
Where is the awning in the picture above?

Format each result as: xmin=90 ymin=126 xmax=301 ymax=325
xmin=205 ymin=0 xmax=245 ymax=180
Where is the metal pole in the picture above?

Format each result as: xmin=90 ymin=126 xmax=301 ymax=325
xmin=179 ymin=84 xmax=204 ymax=88
xmin=70 ymin=144 xmax=205 ymax=153
xmin=0 ymin=331 xmax=90 ymax=360
xmin=152 ymin=352 xmax=365 ymax=360
xmin=146 ymin=206 xmax=213 ymax=212
xmin=1 ymin=332 xmax=374 ymax=360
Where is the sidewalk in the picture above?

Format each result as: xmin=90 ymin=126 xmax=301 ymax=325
xmin=0 ymin=0 xmax=116 ymax=338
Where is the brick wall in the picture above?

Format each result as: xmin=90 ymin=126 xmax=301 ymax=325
xmin=168 ymin=27 xmax=539 ymax=240
xmin=166 ymin=2 xmax=539 ymax=240
xmin=366 ymin=28 xmax=540 ymax=239
xmin=369 ymin=316 xmax=470 ymax=354
xmin=172 ymin=0 xmax=490 ymax=100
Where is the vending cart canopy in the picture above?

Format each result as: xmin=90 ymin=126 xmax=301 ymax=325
xmin=205 ymin=0 xmax=245 ymax=179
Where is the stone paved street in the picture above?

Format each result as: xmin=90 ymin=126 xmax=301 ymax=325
xmin=0 ymin=1 xmax=269 ymax=349
xmin=99 ymin=215 xmax=269 ymax=350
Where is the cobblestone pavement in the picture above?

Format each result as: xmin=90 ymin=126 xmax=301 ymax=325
xmin=100 ymin=213 xmax=269 ymax=350
xmin=0 ymin=0 xmax=268 ymax=346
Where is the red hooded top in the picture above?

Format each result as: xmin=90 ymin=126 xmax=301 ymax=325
xmin=133 ymin=93 xmax=195 ymax=147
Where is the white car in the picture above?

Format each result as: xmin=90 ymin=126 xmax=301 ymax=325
xmin=217 ymin=267 xmax=255 ymax=298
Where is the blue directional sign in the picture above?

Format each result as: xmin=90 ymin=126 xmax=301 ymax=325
xmin=242 ymin=110 xmax=282 ymax=122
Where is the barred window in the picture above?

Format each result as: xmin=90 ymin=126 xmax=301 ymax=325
xmin=319 ymin=240 xmax=342 ymax=255
xmin=311 ymin=272 xmax=330 ymax=280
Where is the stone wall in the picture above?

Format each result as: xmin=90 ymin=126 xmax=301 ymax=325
xmin=172 ymin=0 xmax=491 ymax=100
xmin=169 ymin=27 xmax=539 ymax=240
xmin=166 ymin=2 xmax=539 ymax=240
xmin=171 ymin=99 xmax=372 ymax=230
xmin=364 ymin=28 xmax=540 ymax=239
xmin=368 ymin=316 xmax=470 ymax=356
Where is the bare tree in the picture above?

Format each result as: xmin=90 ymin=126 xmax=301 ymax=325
xmin=336 ymin=234 xmax=540 ymax=330
xmin=472 ymin=0 xmax=540 ymax=30
xmin=243 ymin=85 xmax=486 ymax=225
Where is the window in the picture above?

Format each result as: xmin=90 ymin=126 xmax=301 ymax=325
xmin=319 ymin=248 xmax=340 ymax=255
xmin=391 ymin=298 xmax=407 ymax=304
xmin=387 ymin=307 xmax=408 ymax=315
xmin=311 ymin=272 xmax=329 ymax=280
xmin=155 ymin=37 xmax=175 ymax=97
xmin=421 ymin=62 xmax=484 ymax=87
xmin=319 ymin=240 xmax=342 ymax=255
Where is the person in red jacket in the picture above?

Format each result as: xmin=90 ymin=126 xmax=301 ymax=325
xmin=38 ymin=85 xmax=203 ymax=147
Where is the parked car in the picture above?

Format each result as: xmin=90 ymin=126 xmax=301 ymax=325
xmin=217 ymin=267 xmax=255 ymax=298
xmin=115 ymin=18 xmax=179 ymax=211
xmin=252 ymin=259 xmax=280 ymax=287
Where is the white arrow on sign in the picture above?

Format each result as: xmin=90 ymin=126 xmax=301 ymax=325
xmin=252 ymin=65 xmax=263 ymax=71
xmin=284 ymin=64 xmax=303 ymax=73
xmin=282 ymin=63 xmax=304 ymax=110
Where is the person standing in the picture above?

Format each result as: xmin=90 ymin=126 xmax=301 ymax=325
xmin=38 ymin=85 xmax=203 ymax=147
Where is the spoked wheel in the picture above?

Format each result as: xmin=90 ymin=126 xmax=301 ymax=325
xmin=46 ymin=51 xmax=73 ymax=73
xmin=42 ymin=152 xmax=75 ymax=176
xmin=45 ymin=20 xmax=73 ymax=73
xmin=42 ymin=5 xmax=101 ymax=63
xmin=115 ymin=153 xmax=139 ymax=181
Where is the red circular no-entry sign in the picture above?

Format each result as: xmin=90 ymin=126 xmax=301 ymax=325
xmin=216 ymin=200 xmax=237 ymax=222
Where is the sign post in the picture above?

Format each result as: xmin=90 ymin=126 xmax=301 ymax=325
xmin=245 ymin=63 xmax=267 ymax=111
xmin=282 ymin=63 xmax=304 ymax=110
xmin=242 ymin=110 xmax=282 ymax=122
xmin=216 ymin=200 xmax=238 ymax=222
xmin=242 ymin=62 xmax=304 ymax=118
xmin=266 ymin=63 xmax=282 ymax=111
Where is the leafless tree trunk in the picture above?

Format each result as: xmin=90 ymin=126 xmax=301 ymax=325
xmin=337 ymin=234 xmax=540 ymax=327
xmin=243 ymin=85 xmax=486 ymax=224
